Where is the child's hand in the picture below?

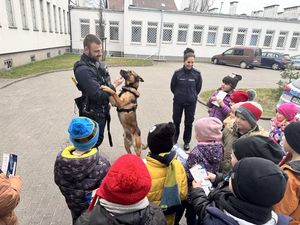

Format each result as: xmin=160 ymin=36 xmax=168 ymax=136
xmin=217 ymin=99 xmax=225 ymax=107
xmin=206 ymin=172 xmax=216 ymax=182
xmin=192 ymin=180 xmax=202 ymax=188
xmin=210 ymin=96 xmax=217 ymax=102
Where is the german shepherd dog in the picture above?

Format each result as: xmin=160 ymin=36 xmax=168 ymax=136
xmin=101 ymin=69 xmax=144 ymax=156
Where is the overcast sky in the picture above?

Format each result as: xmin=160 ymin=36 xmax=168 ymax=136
xmin=211 ymin=0 xmax=300 ymax=14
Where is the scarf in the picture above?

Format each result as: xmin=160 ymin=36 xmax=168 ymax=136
xmin=219 ymin=193 xmax=272 ymax=224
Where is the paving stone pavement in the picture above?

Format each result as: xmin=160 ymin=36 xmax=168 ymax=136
xmin=0 ymin=61 xmax=279 ymax=225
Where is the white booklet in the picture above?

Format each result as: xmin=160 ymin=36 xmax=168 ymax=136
xmin=190 ymin=164 xmax=212 ymax=195
xmin=212 ymin=90 xmax=227 ymax=107
xmin=1 ymin=153 xmax=18 ymax=177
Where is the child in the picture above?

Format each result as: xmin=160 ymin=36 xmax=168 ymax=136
xmin=221 ymin=101 xmax=268 ymax=174
xmin=207 ymin=74 xmax=242 ymax=122
xmin=146 ymin=122 xmax=188 ymax=225
xmin=54 ymin=117 xmax=110 ymax=224
xmin=191 ymin=157 xmax=289 ymax=225
xmin=273 ymin=121 xmax=300 ymax=225
xmin=0 ymin=170 xmax=22 ymax=225
xmin=269 ymin=102 xmax=298 ymax=148
xmin=75 ymin=154 xmax=167 ymax=225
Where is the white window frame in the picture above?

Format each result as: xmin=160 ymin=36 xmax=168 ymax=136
xmin=206 ymin=26 xmax=218 ymax=45
xmin=263 ymin=30 xmax=275 ymax=48
xmin=162 ymin=22 xmax=174 ymax=43
xmin=58 ymin=7 xmax=62 ymax=33
xmin=53 ymin=5 xmax=58 ymax=33
xmin=80 ymin=18 xmax=90 ymax=39
xmin=67 ymin=12 xmax=70 ymax=34
xmin=192 ymin=25 xmax=204 ymax=45
xmin=109 ymin=21 xmax=120 ymax=42
xmin=249 ymin=29 xmax=261 ymax=46
xmin=20 ymin=0 xmax=29 ymax=29
xmin=177 ymin=24 xmax=189 ymax=44
xmin=289 ymin=32 xmax=300 ymax=49
xmin=235 ymin=28 xmax=247 ymax=46
xmin=6 ymin=0 xmax=16 ymax=27
xmin=47 ymin=2 xmax=52 ymax=32
xmin=63 ymin=10 xmax=67 ymax=34
xmin=276 ymin=31 xmax=288 ymax=49
xmin=146 ymin=21 xmax=158 ymax=45
xmin=39 ymin=0 xmax=46 ymax=31
xmin=131 ymin=20 xmax=142 ymax=44
xmin=221 ymin=27 xmax=233 ymax=46
xmin=31 ymin=0 xmax=38 ymax=30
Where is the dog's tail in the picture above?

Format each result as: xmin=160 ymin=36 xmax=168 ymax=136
xmin=142 ymin=143 xmax=148 ymax=150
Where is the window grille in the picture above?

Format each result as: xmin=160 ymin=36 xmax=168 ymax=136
xmin=131 ymin=20 xmax=142 ymax=43
xmin=177 ymin=24 xmax=188 ymax=43
xmin=95 ymin=20 xmax=100 ymax=38
xmin=110 ymin=21 xmax=119 ymax=41
xmin=58 ymin=7 xmax=62 ymax=33
xmin=290 ymin=32 xmax=300 ymax=49
xmin=146 ymin=22 xmax=157 ymax=44
xmin=80 ymin=19 xmax=90 ymax=39
xmin=192 ymin=25 xmax=203 ymax=44
xmin=20 ymin=0 xmax=28 ymax=29
xmin=40 ymin=0 xmax=46 ymax=31
xmin=63 ymin=10 xmax=67 ymax=33
xmin=236 ymin=28 xmax=247 ymax=45
xmin=221 ymin=27 xmax=233 ymax=45
xmin=6 ymin=0 xmax=16 ymax=27
xmin=31 ymin=0 xmax=38 ymax=30
xmin=276 ymin=31 xmax=288 ymax=48
xmin=250 ymin=29 xmax=260 ymax=46
xmin=53 ymin=5 xmax=57 ymax=32
xmin=207 ymin=26 xmax=218 ymax=44
xmin=47 ymin=2 xmax=52 ymax=32
xmin=263 ymin=30 xmax=274 ymax=47
xmin=162 ymin=23 xmax=174 ymax=42
xmin=67 ymin=12 xmax=70 ymax=33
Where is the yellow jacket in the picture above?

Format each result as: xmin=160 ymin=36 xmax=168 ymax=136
xmin=146 ymin=153 xmax=187 ymax=225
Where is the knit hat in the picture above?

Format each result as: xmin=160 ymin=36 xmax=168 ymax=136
xmin=277 ymin=102 xmax=299 ymax=121
xmin=95 ymin=154 xmax=151 ymax=206
xmin=231 ymin=157 xmax=287 ymax=207
xmin=194 ymin=117 xmax=223 ymax=142
xmin=236 ymin=102 xmax=263 ymax=128
xmin=230 ymin=89 xmax=256 ymax=103
xmin=147 ymin=122 xmax=175 ymax=154
xmin=68 ymin=117 xmax=99 ymax=151
xmin=284 ymin=121 xmax=300 ymax=154
xmin=233 ymin=135 xmax=284 ymax=164
xmin=222 ymin=74 xmax=242 ymax=89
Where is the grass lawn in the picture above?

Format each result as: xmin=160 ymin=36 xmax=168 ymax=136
xmin=200 ymin=88 xmax=282 ymax=118
xmin=0 ymin=53 xmax=153 ymax=79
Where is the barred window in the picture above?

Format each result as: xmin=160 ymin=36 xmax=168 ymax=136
xmin=6 ymin=0 xmax=16 ymax=27
xmin=250 ymin=29 xmax=261 ymax=46
xmin=63 ymin=10 xmax=67 ymax=34
xmin=31 ymin=0 xmax=38 ymax=30
xmin=177 ymin=24 xmax=188 ymax=43
xmin=276 ymin=31 xmax=288 ymax=48
xmin=110 ymin=21 xmax=119 ymax=41
xmin=20 ymin=0 xmax=28 ymax=29
xmin=80 ymin=19 xmax=90 ymax=38
xmin=47 ymin=2 xmax=52 ymax=32
xmin=131 ymin=20 xmax=142 ymax=43
xmin=53 ymin=5 xmax=57 ymax=32
xmin=290 ymin=32 xmax=300 ymax=49
xmin=58 ymin=7 xmax=62 ymax=33
xmin=236 ymin=28 xmax=247 ymax=45
xmin=162 ymin=23 xmax=174 ymax=42
xmin=192 ymin=25 xmax=204 ymax=44
xmin=207 ymin=26 xmax=218 ymax=44
xmin=67 ymin=12 xmax=70 ymax=33
xmin=263 ymin=30 xmax=275 ymax=47
xmin=40 ymin=0 xmax=46 ymax=31
xmin=221 ymin=27 xmax=233 ymax=45
xmin=147 ymin=22 xmax=157 ymax=44
xmin=95 ymin=20 xmax=100 ymax=38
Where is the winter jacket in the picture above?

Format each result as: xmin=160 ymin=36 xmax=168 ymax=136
xmin=0 ymin=172 xmax=22 ymax=225
xmin=170 ymin=66 xmax=202 ymax=104
xmin=207 ymin=90 xmax=231 ymax=122
xmin=54 ymin=146 xmax=110 ymax=217
xmin=221 ymin=117 xmax=268 ymax=174
xmin=146 ymin=152 xmax=188 ymax=225
xmin=273 ymin=161 xmax=300 ymax=225
xmin=75 ymin=201 xmax=167 ymax=225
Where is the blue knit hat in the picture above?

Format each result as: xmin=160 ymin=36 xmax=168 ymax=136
xmin=68 ymin=117 xmax=99 ymax=151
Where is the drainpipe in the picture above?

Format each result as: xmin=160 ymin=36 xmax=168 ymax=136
xmin=158 ymin=3 xmax=165 ymax=60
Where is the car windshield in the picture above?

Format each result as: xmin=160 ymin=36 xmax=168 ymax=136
xmin=292 ymin=79 xmax=300 ymax=89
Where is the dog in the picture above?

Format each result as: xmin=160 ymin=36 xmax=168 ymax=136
xmin=100 ymin=69 xmax=145 ymax=156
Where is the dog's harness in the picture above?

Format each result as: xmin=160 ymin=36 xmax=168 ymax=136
xmin=117 ymin=86 xmax=140 ymax=113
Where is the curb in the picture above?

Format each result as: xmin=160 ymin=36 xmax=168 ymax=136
xmin=197 ymin=98 xmax=271 ymax=120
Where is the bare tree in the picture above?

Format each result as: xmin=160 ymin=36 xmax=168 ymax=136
xmin=189 ymin=0 xmax=215 ymax=12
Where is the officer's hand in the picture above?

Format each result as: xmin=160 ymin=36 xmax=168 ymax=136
xmin=100 ymin=85 xmax=115 ymax=95
xmin=113 ymin=76 xmax=124 ymax=87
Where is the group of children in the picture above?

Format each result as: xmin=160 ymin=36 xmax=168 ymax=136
xmin=51 ymin=72 xmax=300 ymax=225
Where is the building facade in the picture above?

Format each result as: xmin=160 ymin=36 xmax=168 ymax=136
xmin=0 ymin=0 xmax=70 ymax=70
xmin=71 ymin=0 xmax=300 ymax=60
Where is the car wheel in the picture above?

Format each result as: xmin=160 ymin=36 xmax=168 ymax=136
xmin=213 ymin=58 xmax=219 ymax=64
xmin=240 ymin=61 xmax=247 ymax=69
xmin=272 ymin=63 xmax=279 ymax=70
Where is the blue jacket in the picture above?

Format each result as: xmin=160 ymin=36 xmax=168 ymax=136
xmin=170 ymin=66 xmax=202 ymax=104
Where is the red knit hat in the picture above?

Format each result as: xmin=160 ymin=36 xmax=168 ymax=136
xmin=230 ymin=90 xmax=249 ymax=103
xmin=88 ymin=154 xmax=151 ymax=210
xmin=236 ymin=102 xmax=263 ymax=127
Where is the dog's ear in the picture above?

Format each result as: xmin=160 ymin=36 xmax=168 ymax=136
xmin=137 ymin=76 xmax=144 ymax=82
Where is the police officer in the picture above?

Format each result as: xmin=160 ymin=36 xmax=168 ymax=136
xmin=170 ymin=48 xmax=202 ymax=150
xmin=74 ymin=34 xmax=123 ymax=148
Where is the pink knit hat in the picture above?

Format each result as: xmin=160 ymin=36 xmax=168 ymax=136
xmin=277 ymin=102 xmax=299 ymax=121
xmin=194 ymin=117 xmax=223 ymax=142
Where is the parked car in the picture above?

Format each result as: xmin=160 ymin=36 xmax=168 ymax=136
xmin=290 ymin=55 xmax=300 ymax=69
xmin=211 ymin=47 xmax=262 ymax=69
xmin=277 ymin=78 xmax=300 ymax=117
xmin=260 ymin=52 xmax=290 ymax=70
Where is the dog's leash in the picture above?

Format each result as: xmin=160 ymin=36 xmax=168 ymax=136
xmin=107 ymin=114 xmax=113 ymax=147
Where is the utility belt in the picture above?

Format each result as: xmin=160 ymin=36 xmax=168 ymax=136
xmin=74 ymin=96 xmax=113 ymax=147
